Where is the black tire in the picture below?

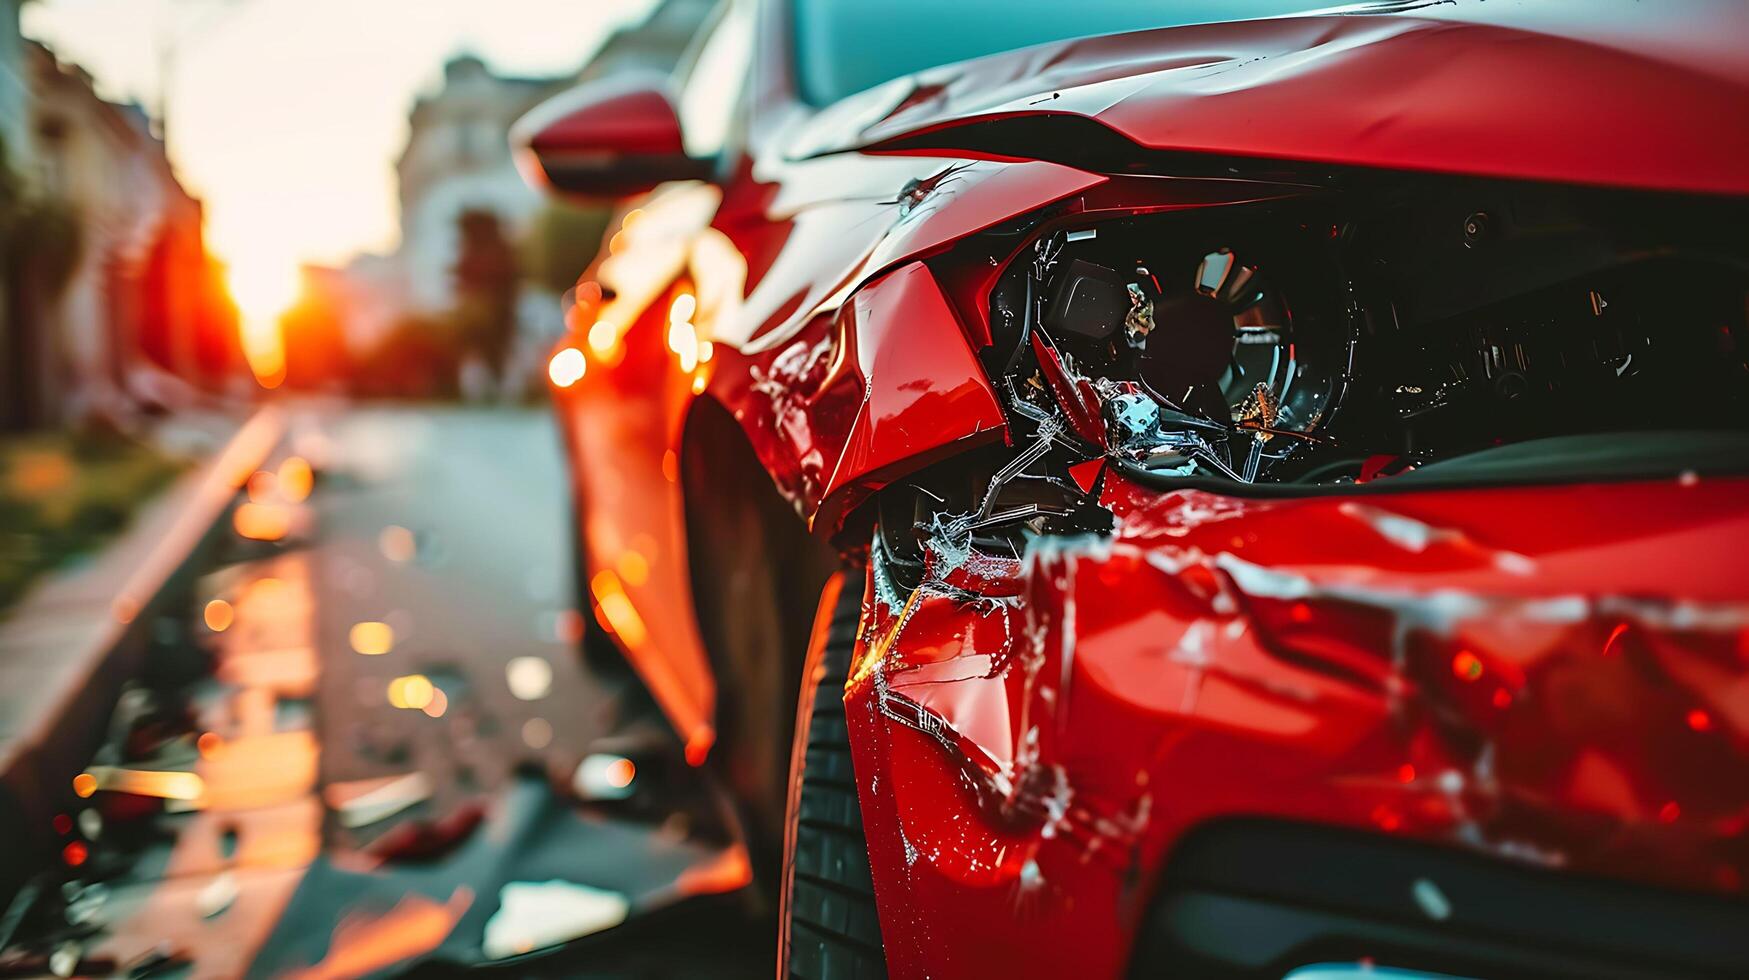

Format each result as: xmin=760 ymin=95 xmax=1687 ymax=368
xmin=783 ymin=577 xmax=887 ymax=979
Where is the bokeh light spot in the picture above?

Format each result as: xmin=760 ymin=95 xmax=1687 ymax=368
xmin=548 ymin=347 xmax=586 ymax=388
xmin=422 ymin=687 xmax=449 ymax=718
xmin=1451 ymin=650 xmax=1484 ymax=682
xmin=668 ymin=292 xmax=697 ymax=324
xmin=350 ymin=621 xmax=395 ymax=656
xmin=587 ymin=319 xmax=617 ymax=354
xmin=506 ymin=656 xmax=553 ymax=701
xmin=388 ymin=674 xmax=435 ymax=710
xmin=278 ymin=456 xmax=315 ymax=502
xmin=204 ymin=599 xmax=235 ymax=632
xmin=233 ymin=502 xmax=291 ymax=541
xmin=378 ymin=525 xmax=417 ymax=563
xmin=522 ymin=717 xmax=553 ymax=749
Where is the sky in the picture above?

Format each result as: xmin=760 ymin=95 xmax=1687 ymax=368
xmin=23 ymin=0 xmax=658 ymax=287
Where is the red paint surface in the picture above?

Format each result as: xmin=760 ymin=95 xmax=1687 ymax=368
xmin=847 ymin=475 xmax=1749 ymax=978
xmin=532 ymin=90 xmax=683 ymax=157
xmin=819 ymin=1 xmax=1749 ymax=197
xmin=512 ymin=74 xmax=687 ymax=171
xmin=822 ymin=263 xmax=1008 ymax=524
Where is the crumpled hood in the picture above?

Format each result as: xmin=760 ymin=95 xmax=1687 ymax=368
xmin=789 ymin=0 xmax=1749 ymax=197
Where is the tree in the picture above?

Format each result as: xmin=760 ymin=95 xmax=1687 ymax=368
xmin=450 ymin=208 xmax=518 ymax=377
xmin=0 ymin=136 xmax=83 ymax=432
xmin=521 ymin=201 xmax=612 ymax=295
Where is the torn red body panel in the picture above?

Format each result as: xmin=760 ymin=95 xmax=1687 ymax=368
xmin=704 ymin=159 xmax=1104 ymax=520
xmin=846 ymin=474 xmax=1749 ymax=979
xmin=723 ymin=260 xmax=1008 ymax=530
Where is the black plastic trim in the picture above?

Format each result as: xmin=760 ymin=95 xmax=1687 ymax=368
xmin=1129 ymin=819 xmax=1749 ymax=979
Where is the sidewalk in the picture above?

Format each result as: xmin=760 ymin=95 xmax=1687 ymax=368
xmin=0 ymin=408 xmax=283 ymax=904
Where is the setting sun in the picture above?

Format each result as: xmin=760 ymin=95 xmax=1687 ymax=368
xmin=226 ymin=257 xmax=297 ymax=390
xmin=228 ymin=257 xmax=301 ymax=322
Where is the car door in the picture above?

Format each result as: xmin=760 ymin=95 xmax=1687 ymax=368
xmin=550 ymin=0 xmax=757 ymax=764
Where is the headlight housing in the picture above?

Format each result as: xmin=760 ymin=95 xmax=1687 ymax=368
xmin=872 ymin=175 xmax=1749 ymax=588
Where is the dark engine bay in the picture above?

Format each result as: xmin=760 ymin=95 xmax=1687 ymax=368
xmin=878 ymin=177 xmax=1749 ymax=576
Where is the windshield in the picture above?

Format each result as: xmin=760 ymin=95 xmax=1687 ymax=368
xmin=792 ymin=0 xmax=1335 ymax=106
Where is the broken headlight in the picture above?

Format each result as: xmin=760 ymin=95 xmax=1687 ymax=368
xmin=990 ymin=205 xmax=1356 ymax=484
xmin=875 ymin=185 xmax=1749 ymax=589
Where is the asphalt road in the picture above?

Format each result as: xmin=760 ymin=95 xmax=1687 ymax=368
xmin=23 ymin=406 xmax=771 ymax=978
xmin=266 ymin=405 xmax=772 ymax=978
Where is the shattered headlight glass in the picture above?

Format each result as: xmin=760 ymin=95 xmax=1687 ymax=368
xmin=876 ymin=183 xmax=1749 ymax=585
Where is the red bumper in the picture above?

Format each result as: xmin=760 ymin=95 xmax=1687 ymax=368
xmin=845 ymin=473 xmax=1749 ymax=978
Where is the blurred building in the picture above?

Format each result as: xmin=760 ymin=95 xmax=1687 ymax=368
xmin=329 ymin=251 xmax=406 ymax=353
xmin=395 ymin=0 xmax=715 ymax=316
xmin=276 ymin=264 xmax=356 ymax=391
xmin=0 ymin=40 xmax=239 ymax=429
xmin=337 ymin=0 xmax=713 ymax=396
xmin=0 ymin=0 xmax=34 ymax=429
xmin=577 ymin=0 xmax=715 ymax=84
xmin=395 ymin=54 xmax=562 ymax=314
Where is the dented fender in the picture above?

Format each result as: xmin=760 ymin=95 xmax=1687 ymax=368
xmin=722 ymin=260 xmax=1010 ymax=535
xmin=845 ymin=473 xmax=1749 ymax=979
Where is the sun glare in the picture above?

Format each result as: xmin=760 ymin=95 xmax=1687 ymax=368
xmin=227 ymin=257 xmax=297 ymax=390
xmin=229 ymin=257 xmax=300 ymax=322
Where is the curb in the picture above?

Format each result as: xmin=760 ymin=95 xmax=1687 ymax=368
xmin=0 ymin=407 xmax=285 ymax=907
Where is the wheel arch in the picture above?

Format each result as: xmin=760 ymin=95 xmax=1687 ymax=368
xmin=679 ymin=395 xmax=837 ymax=873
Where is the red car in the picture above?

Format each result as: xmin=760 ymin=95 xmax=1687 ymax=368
xmin=514 ymin=0 xmax=1749 ymax=976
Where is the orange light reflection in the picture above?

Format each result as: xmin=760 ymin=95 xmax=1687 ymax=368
xmin=205 ymin=599 xmax=236 ymax=632
xmin=83 ymin=766 xmax=206 ymax=801
xmin=589 ymin=570 xmax=648 ymax=649
xmin=284 ymin=888 xmax=473 ymax=980
xmin=234 ymin=502 xmax=292 ymax=541
xmin=278 ymin=456 xmax=315 ymax=502
xmin=676 ymin=843 xmax=752 ymax=896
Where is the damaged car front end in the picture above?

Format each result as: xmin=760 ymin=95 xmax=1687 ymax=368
xmin=836 ymin=170 xmax=1749 ymax=977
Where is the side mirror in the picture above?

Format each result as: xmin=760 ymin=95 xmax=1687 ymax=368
xmin=512 ymin=71 xmax=714 ymax=200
